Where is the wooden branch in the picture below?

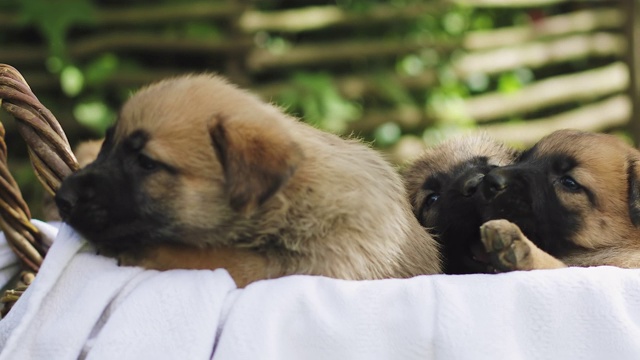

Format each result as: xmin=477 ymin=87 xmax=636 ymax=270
xmin=9 ymin=21 xmax=443 ymax=69
xmin=17 ymin=70 xmax=183 ymax=91
xmin=256 ymin=71 xmax=437 ymax=101
xmin=450 ymin=0 xmax=608 ymax=7
xmin=98 ymin=2 xmax=239 ymax=25
xmin=464 ymin=8 xmax=623 ymax=50
xmin=0 ymin=2 xmax=240 ymax=29
xmin=239 ymin=3 xmax=447 ymax=33
xmin=347 ymin=106 xmax=432 ymax=135
xmin=1 ymin=34 xmax=254 ymax=64
xmin=0 ymin=47 xmax=48 ymax=67
xmin=458 ymin=61 xmax=628 ymax=122
xmin=624 ymin=0 xmax=640 ymax=144
xmin=17 ymin=69 xmax=438 ymax=104
xmin=0 ymin=3 xmax=446 ymax=32
xmin=454 ymin=32 xmax=626 ymax=78
xmin=480 ymin=95 xmax=631 ymax=146
xmin=247 ymin=38 xmax=458 ymax=72
xmin=386 ymin=135 xmax=428 ymax=165
xmin=69 ymin=33 xmax=253 ymax=60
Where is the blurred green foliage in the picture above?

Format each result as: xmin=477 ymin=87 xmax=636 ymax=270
xmin=6 ymin=0 xmax=611 ymax=219
xmin=3 ymin=0 xmax=536 ymax=145
xmin=278 ymin=72 xmax=362 ymax=134
xmin=18 ymin=0 xmax=96 ymax=58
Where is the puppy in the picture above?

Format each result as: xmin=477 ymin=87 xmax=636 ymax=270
xmin=43 ymin=139 xmax=104 ymax=222
xmin=54 ymin=74 xmax=441 ymax=286
xmin=402 ymin=133 xmax=518 ymax=274
xmin=479 ymin=129 xmax=640 ymax=271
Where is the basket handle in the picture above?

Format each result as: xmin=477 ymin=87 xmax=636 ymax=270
xmin=0 ymin=64 xmax=79 ymax=272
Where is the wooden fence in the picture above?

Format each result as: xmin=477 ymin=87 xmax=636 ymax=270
xmin=1 ymin=0 xmax=638 ymax=165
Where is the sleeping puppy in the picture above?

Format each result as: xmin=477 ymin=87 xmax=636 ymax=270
xmin=479 ymin=129 xmax=640 ymax=271
xmin=402 ymin=133 xmax=518 ymax=274
xmin=54 ymin=74 xmax=441 ymax=286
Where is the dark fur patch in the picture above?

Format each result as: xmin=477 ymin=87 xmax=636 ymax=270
xmin=125 ymin=130 xmax=149 ymax=152
xmin=55 ymin=128 xmax=174 ymax=254
xmin=479 ymin=156 xmax=585 ymax=258
xmin=418 ymin=156 xmax=495 ymax=274
xmin=627 ymin=159 xmax=640 ymax=227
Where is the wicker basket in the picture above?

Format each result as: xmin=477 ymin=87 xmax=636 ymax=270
xmin=0 ymin=64 xmax=79 ymax=315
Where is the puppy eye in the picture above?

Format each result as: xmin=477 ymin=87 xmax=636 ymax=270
xmin=423 ymin=193 xmax=440 ymax=209
xmin=137 ymin=153 xmax=159 ymax=171
xmin=559 ymin=175 xmax=581 ymax=191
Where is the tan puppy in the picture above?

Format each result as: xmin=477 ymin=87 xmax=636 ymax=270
xmin=403 ymin=133 xmax=518 ymax=274
xmin=479 ymin=129 xmax=640 ymax=271
xmin=54 ymin=74 xmax=441 ymax=286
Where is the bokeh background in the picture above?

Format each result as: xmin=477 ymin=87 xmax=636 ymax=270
xmin=1 ymin=0 xmax=639 ymax=218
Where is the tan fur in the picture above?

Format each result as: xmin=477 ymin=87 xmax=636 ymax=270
xmin=113 ymin=74 xmax=441 ymax=284
xmin=123 ymin=245 xmax=270 ymax=288
xmin=534 ymin=130 xmax=640 ymax=267
xmin=74 ymin=139 xmax=104 ymax=167
xmin=484 ymin=129 xmax=640 ymax=270
xmin=480 ymin=219 xmax=567 ymax=270
xmin=533 ymin=131 xmax=638 ymax=252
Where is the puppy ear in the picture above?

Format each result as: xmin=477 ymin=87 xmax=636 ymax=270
xmin=627 ymin=158 xmax=640 ymax=227
xmin=210 ymin=115 xmax=303 ymax=214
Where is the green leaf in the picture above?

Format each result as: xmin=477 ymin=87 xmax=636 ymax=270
xmin=84 ymin=53 xmax=119 ymax=86
xmin=19 ymin=0 xmax=96 ymax=58
xmin=497 ymin=72 xmax=523 ymax=94
xmin=276 ymin=72 xmax=361 ymax=133
xmin=183 ymin=23 xmax=222 ymax=39
xmin=60 ymin=66 xmax=84 ymax=97
xmin=73 ymin=100 xmax=115 ymax=135
xmin=375 ymin=122 xmax=402 ymax=146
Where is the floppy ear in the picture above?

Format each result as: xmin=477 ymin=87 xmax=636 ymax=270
xmin=627 ymin=157 xmax=640 ymax=227
xmin=209 ymin=115 xmax=303 ymax=214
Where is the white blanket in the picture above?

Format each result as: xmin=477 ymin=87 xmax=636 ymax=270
xmin=1 ymin=223 xmax=640 ymax=359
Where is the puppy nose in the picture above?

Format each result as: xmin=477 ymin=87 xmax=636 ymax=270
xmin=55 ymin=185 xmax=77 ymax=220
xmin=55 ymin=173 xmax=98 ymax=219
xmin=461 ymin=173 xmax=484 ymax=197
xmin=482 ymin=170 xmax=509 ymax=199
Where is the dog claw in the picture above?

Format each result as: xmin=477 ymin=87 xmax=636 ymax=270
xmin=480 ymin=219 xmax=532 ymax=271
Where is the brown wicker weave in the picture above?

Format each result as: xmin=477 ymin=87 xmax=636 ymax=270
xmin=0 ymin=64 xmax=80 ymax=315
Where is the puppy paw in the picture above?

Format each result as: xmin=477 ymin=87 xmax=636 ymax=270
xmin=480 ymin=219 xmax=532 ymax=271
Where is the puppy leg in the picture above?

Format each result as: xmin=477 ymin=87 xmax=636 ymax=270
xmin=115 ymin=244 xmax=272 ymax=288
xmin=480 ymin=220 xmax=567 ymax=271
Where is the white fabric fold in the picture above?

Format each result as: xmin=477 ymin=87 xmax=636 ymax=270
xmin=214 ymin=267 xmax=640 ymax=360
xmin=1 ymin=223 xmax=640 ymax=359
xmin=0 ymin=223 xmax=236 ymax=360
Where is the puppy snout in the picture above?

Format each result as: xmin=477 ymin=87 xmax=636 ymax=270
xmin=54 ymin=193 xmax=75 ymax=220
xmin=461 ymin=173 xmax=485 ymax=197
xmin=55 ymin=184 xmax=78 ymax=219
xmin=482 ymin=170 xmax=509 ymax=199
xmin=55 ymin=173 xmax=98 ymax=219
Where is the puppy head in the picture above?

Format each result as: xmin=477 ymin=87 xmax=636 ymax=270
xmin=55 ymin=74 xmax=303 ymax=255
xmin=402 ymin=133 xmax=517 ymax=274
xmin=481 ymin=129 xmax=640 ymax=254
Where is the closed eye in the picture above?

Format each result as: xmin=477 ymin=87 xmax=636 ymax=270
xmin=137 ymin=153 xmax=160 ymax=171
